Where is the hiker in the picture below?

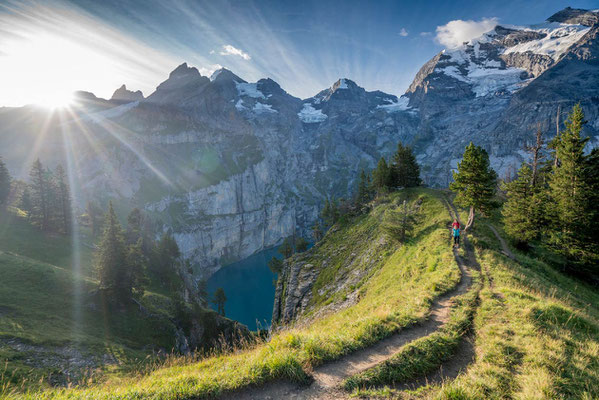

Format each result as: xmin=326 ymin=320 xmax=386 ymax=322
xmin=452 ymin=219 xmax=460 ymax=230
xmin=453 ymin=226 xmax=460 ymax=247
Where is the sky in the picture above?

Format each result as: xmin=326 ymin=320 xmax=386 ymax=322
xmin=0 ymin=0 xmax=597 ymax=107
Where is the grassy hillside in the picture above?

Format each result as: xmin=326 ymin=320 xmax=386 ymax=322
xmin=348 ymin=203 xmax=599 ymax=399
xmin=4 ymin=189 xmax=598 ymax=399
xmin=0 ymin=209 xmax=183 ymax=392
xmin=6 ymin=188 xmax=463 ymax=399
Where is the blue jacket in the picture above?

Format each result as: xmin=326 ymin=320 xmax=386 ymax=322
xmin=452 ymin=228 xmax=460 ymax=237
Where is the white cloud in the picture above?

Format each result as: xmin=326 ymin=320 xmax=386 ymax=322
xmin=198 ymin=63 xmax=222 ymax=76
xmin=435 ymin=17 xmax=498 ymax=48
xmin=420 ymin=31 xmax=432 ymax=37
xmin=220 ymin=44 xmax=251 ymax=60
xmin=399 ymin=28 xmax=408 ymax=37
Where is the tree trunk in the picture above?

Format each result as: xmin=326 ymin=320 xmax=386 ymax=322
xmin=464 ymin=206 xmax=475 ymax=231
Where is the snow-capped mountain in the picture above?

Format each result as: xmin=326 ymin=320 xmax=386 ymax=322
xmin=0 ymin=7 xmax=597 ymax=276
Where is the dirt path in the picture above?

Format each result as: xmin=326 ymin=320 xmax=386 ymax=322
xmin=486 ymin=224 xmax=515 ymax=260
xmin=219 ymin=200 xmax=475 ymax=400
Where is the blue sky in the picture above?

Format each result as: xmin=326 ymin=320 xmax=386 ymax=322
xmin=0 ymin=0 xmax=597 ymax=106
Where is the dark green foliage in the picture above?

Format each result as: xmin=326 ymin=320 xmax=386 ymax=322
xmin=279 ymin=237 xmax=294 ymax=259
xmin=96 ymin=202 xmax=129 ymax=300
xmin=85 ymin=200 xmax=103 ymax=237
xmin=0 ymin=156 xmax=10 ymax=207
xmin=213 ymin=287 xmax=227 ymax=316
xmin=321 ymin=197 xmax=340 ymax=227
xmin=28 ymin=159 xmax=50 ymax=230
xmin=197 ymin=278 xmax=209 ymax=306
xmin=547 ymin=104 xmax=598 ymax=271
xmin=19 ymin=186 xmax=32 ymax=215
xmin=150 ymin=231 xmax=181 ymax=287
xmin=382 ymin=200 xmax=417 ymax=243
xmin=502 ymin=164 xmax=538 ymax=245
xmin=295 ymin=237 xmax=309 ymax=252
xmin=390 ymin=142 xmax=421 ymax=188
xmin=126 ymin=239 xmax=148 ymax=295
xmin=126 ymin=208 xmax=143 ymax=245
xmin=450 ymin=142 xmax=497 ymax=230
xmin=356 ymin=169 xmax=374 ymax=206
xmin=52 ymin=164 xmax=71 ymax=234
xmin=268 ymin=256 xmax=283 ymax=275
xmin=312 ymin=222 xmax=323 ymax=242
xmin=371 ymin=157 xmax=392 ymax=193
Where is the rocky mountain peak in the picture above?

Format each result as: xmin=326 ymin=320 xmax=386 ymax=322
xmin=169 ymin=62 xmax=201 ymax=79
xmin=110 ymin=84 xmax=144 ymax=102
xmin=210 ymin=68 xmax=244 ymax=83
xmin=547 ymin=7 xmax=599 ymax=27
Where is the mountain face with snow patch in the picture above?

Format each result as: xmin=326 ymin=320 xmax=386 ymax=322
xmin=405 ymin=7 xmax=599 ymax=182
xmin=0 ymin=7 xmax=597 ymax=276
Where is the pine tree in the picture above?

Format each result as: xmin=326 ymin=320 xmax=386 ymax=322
xmin=126 ymin=208 xmax=143 ymax=245
xmin=0 ymin=156 xmax=10 ymax=207
xmin=86 ymin=201 xmax=103 ymax=237
xmin=53 ymin=165 xmax=71 ymax=234
xmin=279 ymin=237 xmax=294 ymax=259
xmin=295 ymin=237 xmax=309 ymax=252
xmin=583 ymin=148 xmax=599 ymax=270
xmin=356 ymin=169 xmax=373 ymax=206
xmin=321 ymin=197 xmax=339 ymax=227
xmin=391 ymin=143 xmax=421 ymax=188
xmin=502 ymin=164 xmax=538 ymax=245
xmin=547 ymin=104 xmax=593 ymax=268
xmin=125 ymin=238 xmax=148 ymax=295
xmin=312 ymin=222 xmax=323 ymax=242
xmin=96 ymin=201 xmax=128 ymax=299
xmin=268 ymin=256 xmax=283 ymax=274
xmin=19 ymin=186 xmax=32 ymax=216
xmin=372 ymin=157 xmax=391 ymax=193
xmin=213 ymin=287 xmax=227 ymax=316
xmin=150 ymin=231 xmax=181 ymax=287
xmin=450 ymin=143 xmax=497 ymax=230
xmin=29 ymin=159 xmax=51 ymax=230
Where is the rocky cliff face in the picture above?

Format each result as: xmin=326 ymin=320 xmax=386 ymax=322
xmin=0 ymin=8 xmax=597 ymax=277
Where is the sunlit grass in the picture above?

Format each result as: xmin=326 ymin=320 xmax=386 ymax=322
xmin=5 ymin=188 xmax=460 ymax=399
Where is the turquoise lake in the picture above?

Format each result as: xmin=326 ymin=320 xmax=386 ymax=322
xmin=206 ymin=247 xmax=280 ymax=330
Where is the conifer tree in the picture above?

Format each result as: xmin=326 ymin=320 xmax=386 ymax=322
xmin=29 ymin=159 xmax=50 ymax=230
xmin=312 ymin=222 xmax=323 ymax=242
xmin=268 ymin=256 xmax=283 ymax=274
xmin=547 ymin=104 xmax=594 ymax=268
xmin=19 ymin=187 xmax=32 ymax=216
xmin=321 ymin=197 xmax=339 ymax=227
xmin=96 ymin=201 xmax=128 ymax=299
xmin=279 ymin=237 xmax=294 ymax=259
xmin=295 ymin=237 xmax=309 ymax=252
xmin=372 ymin=157 xmax=391 ymax=193
xmin=356 ymin=169 xmax=373 ymax=206
xmin=213 ymin=288 xmax=227 ymax=316
xmin=151 ymin=231 xmax=181 ymax=285
xmin=0 ymin=156 xmax=10 ymax=207
xmin=126 ymin=208 xmax=143 ymax=245
xmin=502 ymin=164 xmax=538 ymax=245
xmin=86 ymin=201 xmax=103 ymax=237
xmin=125 ymin=238 xmax=148 ymax=295
xmin=53 ymin=165 xmax=71 ymax=234
xmin=450 ymin=143 xmax=497 ymax=230
xmin=391 ymin=143 xmax=421 ymax=188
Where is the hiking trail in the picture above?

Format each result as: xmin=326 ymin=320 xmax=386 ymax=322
xmin=219 ymin=199 xmax=477 ymax=400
